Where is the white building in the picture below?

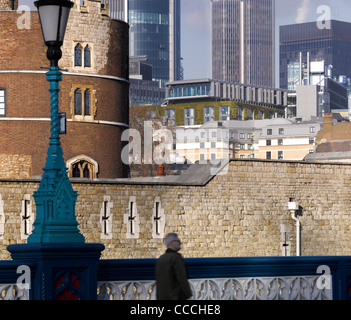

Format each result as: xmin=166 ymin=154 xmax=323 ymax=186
xmin=174 ymin=118 xmax=323 ymax=163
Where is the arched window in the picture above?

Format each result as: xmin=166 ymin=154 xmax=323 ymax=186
xmin=83 ymin=164 xmax=90 ymax=178
xmin=74 ymin=44 xmax=82 ymax=67
xmin=71 ymin=161 xmax=93 ymax=179
xmin=71 ymin=85 xmax=96 ymax=120
xmin=84 ymin=89 xmax=91 ymax=116
xmin=72 ymin=163 xmax=81 ymax=178
xmin=74 ymin=88 xmax=82 ymax=115
xmin=84 ymin=45 xmax=91 ymax=67
xmin=67 ymin=155 xmax=99 ymax=179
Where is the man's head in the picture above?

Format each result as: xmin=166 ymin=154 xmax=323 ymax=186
xmin=164 ymin=233 xmax=182 ymax=251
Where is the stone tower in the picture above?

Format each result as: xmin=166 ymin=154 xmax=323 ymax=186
xmin=0 ymin=0 xmax=129 ymax=179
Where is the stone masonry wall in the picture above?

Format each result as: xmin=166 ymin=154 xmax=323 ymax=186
xmin=0 ymin=154 xmax=31 ymax=179
xmin=0 ymin=160 xmax=351 ymax=260
xmin=61 ymin=0 xmax=129 ymax=79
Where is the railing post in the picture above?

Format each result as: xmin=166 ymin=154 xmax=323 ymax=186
xmin=8 ymin=243 xmax=104 ymax=300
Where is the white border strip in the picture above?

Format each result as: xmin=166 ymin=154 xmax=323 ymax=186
xmin=0 ymin=70 xmax=129 ymax=84
xmin=0 ymin=117 xmax=50 ymax=121
xmin=0 ymin=117 xmax=129 ymax=128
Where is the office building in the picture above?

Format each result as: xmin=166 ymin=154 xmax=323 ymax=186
xmin=103 ymin=0 xmax=181 ymax=87
xmin=338 ymin=76 xmax=351 ymax=120
xmin=129 ymin=56 xmax=166 ymax=106
xmin=280 ymin=20 xmax=351 ymax=89
xmin=165 ymin=79 xmax=289 ymax=111
xmin=296 ymin=78 xmax=348 ymax=118
xmin=211 ymin=0 xmax=275 ymax=87
xmin=280 ymin=57 xmax=348 ymax=118
xmin=284 ymin=58 xmax=348 ymax=118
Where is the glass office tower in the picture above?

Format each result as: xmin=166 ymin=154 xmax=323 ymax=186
xmin=211 ymin=0 xmax=275 ymax=87
xmin=104 ymin=0 xmax=181 ymax=87
xmin=280 ymin=20 xmax=351 ymax=89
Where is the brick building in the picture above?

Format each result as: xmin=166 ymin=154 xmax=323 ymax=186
xmin=305 ymin=113 xmax=351 ymax=163
xmin=0 ymin=0 xmax=129 ymax=179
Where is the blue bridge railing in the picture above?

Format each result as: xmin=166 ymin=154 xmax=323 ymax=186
xmin=2 ymin=252 xmax=351 ymax=300
xmin=97 ymin=256 xmax=351 ymax=300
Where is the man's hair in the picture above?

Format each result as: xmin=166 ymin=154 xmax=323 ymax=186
xmin=164 ymin=233 xmax=179 ymax=247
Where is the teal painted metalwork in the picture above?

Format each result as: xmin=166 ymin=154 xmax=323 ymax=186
xmin=27 ymin=66 xmax=85 ymax=244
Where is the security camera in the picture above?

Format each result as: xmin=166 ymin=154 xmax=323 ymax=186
xmin=288 ymin=199 xmax=299 ymax=211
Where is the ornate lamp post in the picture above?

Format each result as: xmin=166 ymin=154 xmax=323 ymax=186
xmin=27 ymin=0 xmax=84 ymax=243
xmin=7 ymin=0 xmax=104 ymax=300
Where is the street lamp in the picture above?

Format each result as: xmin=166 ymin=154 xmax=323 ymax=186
xmin=27 ymin=0 xmax=85 ymax=243
xmin=35 ymin=0 xmax=73 ymax=66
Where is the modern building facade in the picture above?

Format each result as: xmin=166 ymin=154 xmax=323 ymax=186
xmin=165 ymin=79 xmax=289 ymax=112
xmin=280 ymin=20 xmax=351 ymax=89
xmin=211 ymin=0 xmax=275 ymax=87
xmin=104 ymin=0 xmax=181 ymax=87
xmin=129 ymin=80 xmax=165 ymax=106
xmin=129 ymin=56 xmax=166 ymax=106
xmin=296 ymin=78 xmax=348 ymax=118
xmin=278 ymin=57 xmax=348 ymax=118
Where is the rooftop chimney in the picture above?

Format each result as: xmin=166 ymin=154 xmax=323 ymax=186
xmin=157 ymin=164 xmax=164 ymax=176
xmin=323 ymin=113 xmax=334 ymax=131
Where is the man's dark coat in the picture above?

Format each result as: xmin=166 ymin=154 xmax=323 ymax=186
xmin=155 ymin=248 xmax=192 ymax=300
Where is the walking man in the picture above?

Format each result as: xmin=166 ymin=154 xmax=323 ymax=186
xmin=155 ymin=233 xmax=192 ymax=300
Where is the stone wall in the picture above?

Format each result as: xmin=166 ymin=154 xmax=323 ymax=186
xmin=0 ymin=159 xmax=351 ymax=260
xmin=61 ymin=0 xmax=129 ymax=79
xmin=0 ymin=154 xmax=31 ymax=179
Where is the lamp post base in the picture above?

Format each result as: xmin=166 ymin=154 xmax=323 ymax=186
xmin=8 ymin=243 xmax=105 ymax=300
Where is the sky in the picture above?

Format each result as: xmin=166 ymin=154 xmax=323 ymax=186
xmin=181 ymin=0 xmax=351 ymax=85
xmin=20 ymin=0 xmax=351 ymax=86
